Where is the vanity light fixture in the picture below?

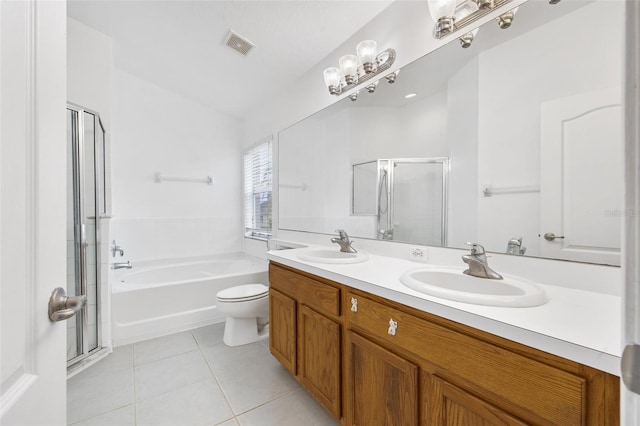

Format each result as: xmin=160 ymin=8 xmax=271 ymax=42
xmin=459 ymin=28 xmax=479 ymax=48
xmin=455 ymin=1 xmax=480 ymax=48
xmin=365 ymin=80 xmax=379 ymax=93
xmin=496 ymin=7 xmax=518 ymax=29
xmin=427 ymin=0 xmax=561 ymax=45
xmin=385 ymin=69 xmax=400 ymax=84
xmin=322 ymin=40 xmax=397 ymax=98
xmin=427 ymin=0 xmax=457 ymax=38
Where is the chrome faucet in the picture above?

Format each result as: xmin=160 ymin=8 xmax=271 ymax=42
xmin=462 ymin=242 xmax=503 ymax=280
xmin=506 ymin=237 xmax=526 ymax=255
xmin=331 ymin=229 xmax=357 ymax=253
xmin=111 ymin=240 xmax=125 ymax=258
xmin=112 ymin=261 xmax=132 ymax=270
xmin=378 ymin=228 xmax=393 ymax=240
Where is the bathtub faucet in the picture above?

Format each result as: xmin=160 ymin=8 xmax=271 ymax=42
xmin=112 ymin=261 xmax=132 ymax=270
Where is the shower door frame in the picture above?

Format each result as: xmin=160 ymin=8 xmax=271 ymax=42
xmin=377 ymin=157 xmax=449 ymax=247
xmin=67 ymin=103 xmax=107 ymax=370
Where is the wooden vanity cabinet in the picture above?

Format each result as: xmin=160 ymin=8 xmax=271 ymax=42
xmin=346 ymin=289 xmax=620 ymax=426
xmin=348 ymin=331 xmax=419 ymax=426
xmin=268 ymin=263 xmax=343 ymax=421
xmin=268 ymin=262 xmax=620 ymax=426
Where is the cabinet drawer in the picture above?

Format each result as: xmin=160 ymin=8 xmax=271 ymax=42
xmin=269 ymin=263 xmax=340 ymax=317
xmin=346 ymin=290 xmax=587 ymax=425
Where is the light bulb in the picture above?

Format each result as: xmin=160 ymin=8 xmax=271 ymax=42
xmin=339 ymin=54 xmax=359 ymax=85
xmin=427 ymin=0 xmax=456 ymax=22
xmin=454 ymin=1 xmax=478 ymax=21
xmin=356 ymin=40 xmax=377 ymax=73
xmin=323 ymin=67 xmax=342 ymax=95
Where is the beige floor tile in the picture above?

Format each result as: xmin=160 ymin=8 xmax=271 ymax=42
xmin=134 ymin=331 xmax=198 ymax=365
xmin=237 ymin=389 xmax=339 ymax=426
xmin=135 ymin=350 xmax=212 ymax=401
xmin=69 ymin=404 xmax=135 ymax=426
xmin=67 ymin=367 xmax=134 ymax=424
xmin=136 ymin=379 xmax=233 ymax=426
xmin=202 ymin=343 xmax=300 ymax=414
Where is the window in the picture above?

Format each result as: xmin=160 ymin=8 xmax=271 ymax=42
xmin=244 ymin=138 xmax=272 ymax=239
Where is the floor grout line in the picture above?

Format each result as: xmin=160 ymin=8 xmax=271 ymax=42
xmin=68 ymin=326 xmax=333 ymax=426
xmin=198 ymin=333 xmax=238 ymax=418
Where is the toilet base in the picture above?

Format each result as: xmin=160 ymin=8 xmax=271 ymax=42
xmin=222 ymin=316 xmax=269 ymax=347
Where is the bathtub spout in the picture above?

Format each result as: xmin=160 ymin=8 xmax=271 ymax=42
xmin=112 ymin=261 xmax=132 ymax=270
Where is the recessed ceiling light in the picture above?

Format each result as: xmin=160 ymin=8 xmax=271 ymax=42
xmin=405 ymin=93 xmax=417 ymax=99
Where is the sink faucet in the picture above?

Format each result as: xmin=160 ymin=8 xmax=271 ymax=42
xmin=112 ymin=261 xmax=132 ymax=270
xmin=506 ymin=237 xmax=526 ymax=255
xmin=462 ymin=242 xmax=503 ymax=280
xmin=331 ymin=229 xmax=357 ymax=253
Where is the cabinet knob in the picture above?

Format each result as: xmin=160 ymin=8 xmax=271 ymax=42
xmin=350 ymin=297 xmax=358 ymax=312
xmin=388 ymin=318 xmax=398 ymax=336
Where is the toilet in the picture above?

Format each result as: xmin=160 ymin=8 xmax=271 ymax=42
xmin=216 ymin=284 xmax=269 ymax=347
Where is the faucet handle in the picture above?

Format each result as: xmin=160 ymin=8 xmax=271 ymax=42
xmin=111 ymin=240 xmax=125 ymax=258
xmin=335 ymin=229 xmax=349 ymax=240
xmin=465 ymin=241 xmax=485 ymax=255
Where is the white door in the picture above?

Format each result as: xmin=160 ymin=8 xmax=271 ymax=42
xmin=622 ymin=0 xmax=640 ymax=422
xmin=540 ymin=87 xmax=623 ymax=265
xmin=0 ymin=1 xmax=68 ymax=424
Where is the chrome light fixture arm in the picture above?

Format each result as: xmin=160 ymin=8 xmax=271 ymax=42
xmin=324 ymin=48 xmax=397 ymax=97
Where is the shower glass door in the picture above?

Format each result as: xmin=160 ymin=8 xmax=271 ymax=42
xmin=66 ymin=104 xmax=106 ymax=367
xmin=376 ymin=158 xmax=449 ymax=246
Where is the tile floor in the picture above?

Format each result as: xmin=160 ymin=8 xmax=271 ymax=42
xmin=67 ymin=323 xmax=340 ymax=426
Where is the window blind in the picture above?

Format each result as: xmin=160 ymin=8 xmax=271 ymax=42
xmin=243 ymin=138 xmax=272 ymax=239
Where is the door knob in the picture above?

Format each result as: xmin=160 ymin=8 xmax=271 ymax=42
xmin=544 ymin=232 xmax=565 ymax=241
xmin=48 ymin=287 xmax=87 ymax=322
xmin=622 ymin=344 xmax=640 ymax=395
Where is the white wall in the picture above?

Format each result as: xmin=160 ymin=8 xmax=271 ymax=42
xmin=476 ymin=1 xmax=623 ymax=256
xmin=110 ymin=69 xmax=243 ymax=262
xmin=447 ymin=57 xmax=479 ymax=248
xmin=67 ymin=18 xmax=113 ymax=128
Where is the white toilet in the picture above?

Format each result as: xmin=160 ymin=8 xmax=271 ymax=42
xmin=216 ymin=284 xmax=269 ymax=347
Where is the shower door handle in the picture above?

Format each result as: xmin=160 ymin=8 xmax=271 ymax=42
xmin=80 ymin=223 xmax=88 ymax=247
xmin=48 ymin=287 xmax=87 ymax=322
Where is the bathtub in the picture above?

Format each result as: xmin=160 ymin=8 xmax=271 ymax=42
xmin=111 ymin=253 xmax=268 ymax=346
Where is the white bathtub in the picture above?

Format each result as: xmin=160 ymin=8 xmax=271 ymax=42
xmin=111 ymin=253 xmax=268 ymax=346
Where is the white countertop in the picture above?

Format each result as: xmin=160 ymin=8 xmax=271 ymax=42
xmin=267 ymin=246 xmax=622 ymax=376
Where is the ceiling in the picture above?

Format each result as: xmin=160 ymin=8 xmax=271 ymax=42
xmin=67 ymin=0 xmax=394 ymax=118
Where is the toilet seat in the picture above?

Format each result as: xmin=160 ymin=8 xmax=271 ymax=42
xmin=216 ymin=283 xmax=268 ymax=302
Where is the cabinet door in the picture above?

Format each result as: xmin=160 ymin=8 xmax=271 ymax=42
xmin=299 ymin=305 xmax=342 ymax=419
xmin=427 ymin=375 xmax=527 ymax=426
xmin=348 ymin=332 xmax=418 ymax=426
xmin=269 ymin=288 xmax=297 ymax=375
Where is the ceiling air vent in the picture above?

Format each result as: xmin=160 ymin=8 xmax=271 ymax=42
xmin=225 ymin=30 xmax=255 ymax=57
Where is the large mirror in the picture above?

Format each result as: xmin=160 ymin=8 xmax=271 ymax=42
xmin=278 ymin=0 xmax=623 ymax=266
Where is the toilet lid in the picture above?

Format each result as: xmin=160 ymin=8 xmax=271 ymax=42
xmin=217 ymin=284 xmax=269 ymax=302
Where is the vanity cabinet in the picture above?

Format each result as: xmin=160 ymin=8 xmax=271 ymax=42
xmin=348 ymin=331 xmax=419 ymax=425
xmin=268 ymin=263 xmax=343 ymax=420
xmin=346 ymin=289 xmax=619 ymax=426
xmin=268 ymin=262 xmax=620 ymax=426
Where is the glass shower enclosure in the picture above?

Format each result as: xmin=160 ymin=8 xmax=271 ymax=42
xmin=352 ymin=157 xmax=449 ymax=246
xmin=66 ymin=104 xmax=107 ymax=370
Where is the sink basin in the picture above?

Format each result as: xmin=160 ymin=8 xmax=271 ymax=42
xmin=296 ymin=249 xmax=369 ymax=264
xmin=399 ymin=266 xmax=547 ymax=307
